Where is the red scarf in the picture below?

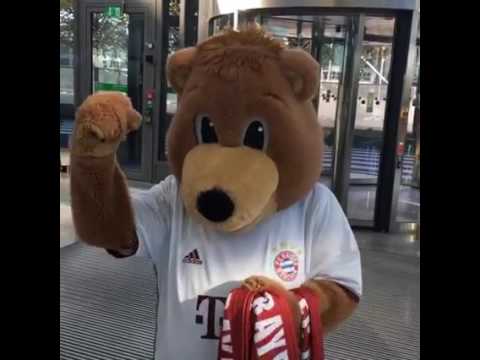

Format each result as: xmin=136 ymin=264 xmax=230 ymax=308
xmin=218 ymin=286 xmax=324 ymax=360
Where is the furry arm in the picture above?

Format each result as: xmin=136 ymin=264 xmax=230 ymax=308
xmin=302 ymin=279 xmax=359 ymax=333
xmin=69 ymin=92 xmax=142 ymax=253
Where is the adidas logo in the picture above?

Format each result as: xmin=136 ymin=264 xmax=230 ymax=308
xmin=182 ymin=249 xmax=203 ymax=265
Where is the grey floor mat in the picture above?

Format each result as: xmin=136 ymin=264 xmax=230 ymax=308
xmin=60 ymin=243 xmax=419 ymax=360
xmin=60 ymin=243 xmax=157 ymax=360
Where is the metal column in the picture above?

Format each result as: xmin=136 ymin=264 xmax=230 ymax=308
xmin=152 ymin=0 xmax=170 ymax=181
xmin=179 ymin=0 xmax=198 ymax=47
xmin=331 ymin=15 xmax=365 ymax=211
xmin=310 ymin=17 xmax=323 ymax=113
xmin=375 ymin=10 xmax=418 ymax=232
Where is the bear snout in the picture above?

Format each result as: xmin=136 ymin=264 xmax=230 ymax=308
xmin=180 ymin=144 xmax=279 ymax=232
xmin=197 ymin=188 xmax=235 ymax=222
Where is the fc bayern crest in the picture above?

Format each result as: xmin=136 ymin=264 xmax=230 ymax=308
xmin=274 ymin=250 xmax=299 ymax=282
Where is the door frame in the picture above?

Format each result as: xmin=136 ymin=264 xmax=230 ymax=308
xmin=74 ymin=0 xmax=156 ymax=182
xmin=374 ymin=9 xmax=418 ymax=232
xmin=150 ymin=0 xmax=200 ymax=183
xmin=151 ymin=0 xmax=172 ymax=183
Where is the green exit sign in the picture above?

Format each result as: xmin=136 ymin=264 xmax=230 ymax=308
xmin=104 ymin=5 xmax=123 ymax=18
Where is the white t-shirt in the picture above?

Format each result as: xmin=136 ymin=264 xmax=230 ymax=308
xmin=130 ymin=175 xmax=362 ymax=360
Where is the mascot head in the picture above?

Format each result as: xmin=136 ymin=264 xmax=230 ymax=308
xmin=166 ymin=28 xmax=323 ymax=232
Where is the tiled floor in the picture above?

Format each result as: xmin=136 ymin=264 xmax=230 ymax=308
xmin=347 ymin=185 xmax=419 ymax=222
xmin=60 ymin=203 xmax=76 ymax=248
xmin=60 ymin=149 xmax=70 ymax=167
xmin=60 ymin=174 xmax=75 ymax=248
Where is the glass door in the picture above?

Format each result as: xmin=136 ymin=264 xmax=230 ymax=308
xmin=396 ymin=44 xmax=419 ymax=223
xmin=76 ymin=0 xmax=156 ymax=182
xmin=247 ymin=14 xmax=351 ymax=190
xmin=313 ymin=16 xmax=348 ymax=188
xmin=346 ymin=16 xmax=396 ymax=224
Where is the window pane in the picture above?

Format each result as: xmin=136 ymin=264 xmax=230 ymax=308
xmin=397 ymin=44 xmax=420 ymax=222
xmin=60 ymin=0 xmax=75 ymax=151
xmin=347 ymin=16 xmax=395 ymax=222
xmin=91 ymin=12 xmax=145 ymax=170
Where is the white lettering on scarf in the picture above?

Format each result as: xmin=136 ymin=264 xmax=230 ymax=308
xmin=252 ymin=293 xmax=275 ymax=315
xmin=225 ymin=293 xmax=232 ymax=311
xmin=220 ymin=318 xmax=233 ymax=359
xmin=298 ymin=298 xmax=311 ymax=334
xmin=254 ymin=315 xmax=287 ymax=356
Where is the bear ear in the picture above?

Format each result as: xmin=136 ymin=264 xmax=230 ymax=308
xmin=279 ymin=48 xmax=320 ymax=101
xmin=166 ymin=47 xmax=197 ymax=95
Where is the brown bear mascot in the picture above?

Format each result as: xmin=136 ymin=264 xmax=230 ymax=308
xmin=70 ymin=28 xmax=362 ymax=359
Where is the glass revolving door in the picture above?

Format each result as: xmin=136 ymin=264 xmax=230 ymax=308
xmin=241 ymin=14 xmax=352 ymax=190
xmin=230 ymin=6 xmax=417 ymax=231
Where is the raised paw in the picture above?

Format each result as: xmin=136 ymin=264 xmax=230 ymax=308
xmin=75 ymin=92 xmax=142 ymax=143
xmin=242 ymin=275 xmax=286 ymax=292
xmin=243 ymin=275 xmax=302 ymax=332
xmin=72 ymin=92 xmax=142 ymax=156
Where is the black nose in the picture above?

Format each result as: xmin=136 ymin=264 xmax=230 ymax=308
xmin=197 ymin=188 xmax=234 ymax=222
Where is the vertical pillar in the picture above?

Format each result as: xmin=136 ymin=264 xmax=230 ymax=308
xmin=331 ymin=15 xmax=365 ymax=210
xmin=374 ymin=10 xmax=418 ymax=231
xmin=179 ymin=0 xmax=199 ymax=48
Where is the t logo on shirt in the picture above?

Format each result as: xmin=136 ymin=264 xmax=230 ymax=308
xmin=195 ymin=295 xmax=227 ymax=339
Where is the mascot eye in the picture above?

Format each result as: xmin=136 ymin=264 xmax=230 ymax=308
xmin=195 ymin=114 xmax=218 ymax=144
xmin=244 ymin=120 xmax=267 ymax=151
